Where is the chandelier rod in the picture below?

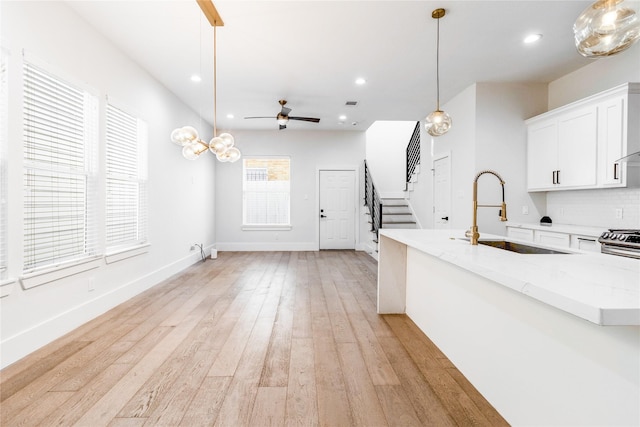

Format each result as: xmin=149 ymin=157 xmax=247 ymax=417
xmin=213 ymin=22 xmax=218 ymax=138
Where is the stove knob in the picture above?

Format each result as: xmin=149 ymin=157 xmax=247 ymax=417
xmin=618 ymin=234 xmax=627 ymax=241
xmin=602 ymin=232 xmax=610 ymax=239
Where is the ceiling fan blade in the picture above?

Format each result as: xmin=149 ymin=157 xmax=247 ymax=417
xmin=244 ymin=116 xmax=277 ymax=119
xmin=289 ymin=116 xmax=320 ymax=123
xmin=279 ymin=123 xmax=287 ymax=130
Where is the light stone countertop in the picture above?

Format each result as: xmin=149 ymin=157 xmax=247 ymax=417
xmin=505 ymin=222 xmax=606 ymax=237
xmin=379 ymin=229 xmax=640 ymax=326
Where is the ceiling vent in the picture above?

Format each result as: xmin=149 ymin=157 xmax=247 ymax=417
xmin=345 ymin=101 xmax=358 ymax=106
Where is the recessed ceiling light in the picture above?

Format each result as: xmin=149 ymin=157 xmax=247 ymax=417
xmin=355 ymin=77 xmax=366 ymax=85
xmin=339 ymin=115 xmax=347 ymax=121
xmin=524 ymin=34 xmax=542 ymax=44
xmin=226 ymin=114 xmax=234 ymax=119
xmin=190 ymin=74 xmax=202 ymax=83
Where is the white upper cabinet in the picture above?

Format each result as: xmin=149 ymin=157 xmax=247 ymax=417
xmin=526 ymin=83 xmax=640 ymax=192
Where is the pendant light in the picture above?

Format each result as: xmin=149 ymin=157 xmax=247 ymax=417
xmin=425 ymin=8 xmax=452 ymax=137
xmin=171 ymin=1 xmax=240 ymax=162
xmin=574 ymin=0 xmax=640 ymax=57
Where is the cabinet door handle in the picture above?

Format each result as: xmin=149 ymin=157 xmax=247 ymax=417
xmin=552 ymin=171 xmax=556 ymax=184
xmin=556 ymin=170 xmax=560 ymax=185
xmin=577 ymin=237 xmax=596 ymax=242
xmin=614 ymin=163 xmax=619 ymax=180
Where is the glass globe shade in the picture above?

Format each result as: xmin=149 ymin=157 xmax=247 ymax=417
xmin=219 ymin=132 xmax=235 ymax=149
xmin=182 ymin=143 xmax=201 ymax=160
xmin=225 ymin=147 xmax=241 ymax=163
xmin=209 ymin=136 xmax=228 ymax=154
xmin=181 ymin=126 xmax=199 ymax=142
xmin=574 ymin=0 xmax=640 ymax=57
xmin=170 ymin=128 xmax=189 ymax=146
xmin=425 ymin=110 xmax=452 ymax=137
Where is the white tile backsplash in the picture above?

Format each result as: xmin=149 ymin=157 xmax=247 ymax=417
xmin=546 ymin=188 xmax=640 ymax=229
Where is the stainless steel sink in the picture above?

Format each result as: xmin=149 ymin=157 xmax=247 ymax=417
xmin=478 ymin=240 xmax=572 ymax=254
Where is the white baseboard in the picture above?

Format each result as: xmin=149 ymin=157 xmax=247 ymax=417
xmin=216 ymin=241 xmax=318 ymax=252
xmin=0 ymin=249 xmax=211 ymax=370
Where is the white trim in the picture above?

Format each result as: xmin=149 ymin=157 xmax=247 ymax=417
xmin=215 ymin=241 xmax=318 ymax=252
xmin=241 ymin=225 xmax=292 ymax=231
xmin=20 ymin=256 xmax=102 ymax=290
xmin=105 ymin=243 xmax=150 ymax=264
xmin=0 ymin=277 xmax=16 ymax=298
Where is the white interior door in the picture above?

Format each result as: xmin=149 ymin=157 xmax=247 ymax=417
xmin=433 ymin=155 xmax=451 ymax=229
xmin=319 ymin=170 xmax=355 ymax=249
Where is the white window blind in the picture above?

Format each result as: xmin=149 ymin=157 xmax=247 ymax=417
xmin=243 ymin=158 xmax=290 ymax=226
xmin=0 ymin=51 xmax=8 ymax=280
xmin=23 ymin=62 xmax=99 ymax=273
xmin=105 ymin=103 xmax=148 ymax=251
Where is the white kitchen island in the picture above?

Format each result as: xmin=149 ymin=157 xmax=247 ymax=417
xmin=378 ymin=229 xmax=640 ymax=426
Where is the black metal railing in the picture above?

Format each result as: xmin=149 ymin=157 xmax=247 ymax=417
xmin=405 ymin=121 xmax=421 ymax=190
xmin=364 ymin=160 xmax=382 ymax=239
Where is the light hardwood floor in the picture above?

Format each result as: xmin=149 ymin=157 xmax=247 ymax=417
xmin=0 ymin=251 xmax=509 ymax=426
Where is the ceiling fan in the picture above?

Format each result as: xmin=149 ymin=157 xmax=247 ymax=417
xmin=245 ymin=100 xmax=320 ymax=130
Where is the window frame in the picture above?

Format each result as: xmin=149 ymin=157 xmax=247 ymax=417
xmin=104 ymin=101 xmax=149 ymax=259
xmin=242 ymin=156 xmax=292 ymax=230
xmin=21 ymin=59 xmax=100 ymax=283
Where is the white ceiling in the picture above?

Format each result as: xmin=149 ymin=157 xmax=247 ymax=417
xmin=65 ymin=0 xmax=607 ymax=132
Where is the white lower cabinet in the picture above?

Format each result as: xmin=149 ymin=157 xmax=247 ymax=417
xmin=506 ymin=227 xmax=534 ymax=242
xmin=571 ymin=235 xmax=600 ymax=253
xmin=535 ymin=230 xmax=571 ymax=248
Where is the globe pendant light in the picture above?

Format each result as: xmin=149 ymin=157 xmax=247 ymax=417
xmin=425 ymin=8 xmax=452 ymax=137
xmin=170 ymin=1 xmax=240 ymax=162
xmin=574 ymin=0 xmax=640 ymax=57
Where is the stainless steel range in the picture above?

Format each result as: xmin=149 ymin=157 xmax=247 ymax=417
xmin=598 ymin=229 xmax=640 ymax=259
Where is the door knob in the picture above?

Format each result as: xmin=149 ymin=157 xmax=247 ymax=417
xmin=441 ymin=216 xmax=449 ymax=221
xmin=320 ymin=214 xmax=327 ymax=218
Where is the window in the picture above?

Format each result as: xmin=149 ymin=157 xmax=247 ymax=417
xmin=23 ymin=62 xmax=99 ymax=272
xmin=105 ymin=103 xmax=148 ymax=252
xmin=243 ymin=158 xmax=290 ymax=227
xmin=0 ymin=50 xmax=7 ymax=280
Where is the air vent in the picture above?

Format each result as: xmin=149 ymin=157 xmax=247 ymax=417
xmin=345 ymin=101 xmax=358 ymax=106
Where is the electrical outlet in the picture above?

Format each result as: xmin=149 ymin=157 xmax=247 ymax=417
xmin=88 ymin=278 xmax=95 ymax=292
xmin=615 ymin=208 xmax=623 ymax=219
xmin=190 ymin=245 xmax=196 ymax=251
xmin=522 ymin=205 xmax=529 ymax=215
xmin=559 ymin=208 xmax=564 ymax=216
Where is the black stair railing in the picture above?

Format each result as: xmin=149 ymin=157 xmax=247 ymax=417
xmin=364 ymin=160 xmax=383 ymax=239
xmin=405 ymin=121 xmax=421 ymax=190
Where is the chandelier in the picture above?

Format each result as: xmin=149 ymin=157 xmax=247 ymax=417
xmin=574 ymin=0 xmax=640 ymax=57
xmin=171 ymin=1 xmax=240 ymax=162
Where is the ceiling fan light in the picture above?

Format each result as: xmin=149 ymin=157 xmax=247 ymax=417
xmin=574 ymin=0 xmax=640 ymax=57
xmin=425 ymin=110 xmax=452 ymax=137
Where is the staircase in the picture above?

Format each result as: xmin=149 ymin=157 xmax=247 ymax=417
xmin=380 ymin=198 xmax=417 ymax=229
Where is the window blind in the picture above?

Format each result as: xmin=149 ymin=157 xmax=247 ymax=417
xmin=0 ymin=52 xmax=8 ymax=280
xmin=243 ymin=158 xmax=290 ymax=226
xmin=23 ymin=62 xmax=99 ymax=272
xmin=105 ymin=103 xmax=148 ymax=251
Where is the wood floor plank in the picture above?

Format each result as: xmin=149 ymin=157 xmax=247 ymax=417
xmin=178 ymin=376 xmax=232 ymax=426
xmin=336 ymin=342 xmax=388 ymax=426
xmin=0 ymin=251 xmax=507 ymax=426
xmin=313 ymin=337 xmax=353 ymax=427
xmin=375 ymin=385 xmax=423 ymax=427
xmin=379 ymin=335 xmax=456 ymax=426
xmin=249 ymin=387 xmax=287 ymax=426
xmin=285 ymin=337 xmax=318 ymax=426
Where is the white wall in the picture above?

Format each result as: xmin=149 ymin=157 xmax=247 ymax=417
xmin=365 ymin=121 xmax=417 ymax=196
xmin=549 ymin=42 xmax=640 ymax=109
xmin=214 ymin=129 xmax=366 ymax=251
xmin=1 ymin=1 xmax=217 ymax=368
